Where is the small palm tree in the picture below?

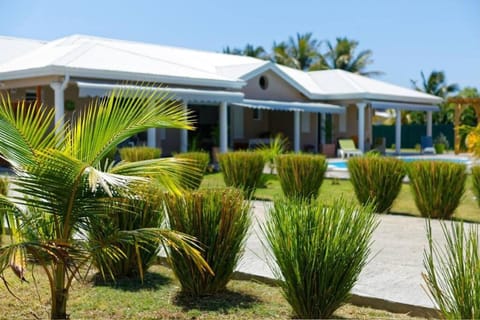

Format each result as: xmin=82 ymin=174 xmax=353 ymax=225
xmin=223 ymin=44 xmax=269 ymax=59
xmin=0 ymin=88 xmax=209 ymax=319
xmin=273 ymin=32 xmax=320 ymax=70
xmin=313 ymin=37 xmax=383 ymax=76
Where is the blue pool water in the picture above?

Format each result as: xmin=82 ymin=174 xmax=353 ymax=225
xmin=328 ymin=156 xmax=471 ymax=170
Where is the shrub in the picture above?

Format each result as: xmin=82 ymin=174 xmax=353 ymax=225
xmin=119 ymin=146 xmax=161 ymax=162
xmin=164 ymin=188 xmax=250 ymax=296
xmin=276 ymin=154 xmax=327 ymax=201
xmin=89 ymin=188 xmax=164 ymax=279
xmin=472 ymin=166 xmax=480 ymax=207
xmin=173 ymin=151 xmax=209 ymax=190
xmin=262 ymin=198 xmax=377 ymax=319
xmin=218 ymin=151 xmax=265 ymax=198
xmin=424 ymin=220 xmax=480 ymax=319
xmin=257 ymin=134 xmax=288 ymax=174
xmin=348 ymin=156 xmax=405 ymax=213
xmin=407 ymin=161 xmax=466 ymax=219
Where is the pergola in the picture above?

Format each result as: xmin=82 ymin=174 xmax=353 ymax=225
xmin=448 ymin=97 xmax=480 ymax=154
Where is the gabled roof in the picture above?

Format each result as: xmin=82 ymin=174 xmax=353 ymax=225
xmin=0 ymin=36 xmax=46 ymax=64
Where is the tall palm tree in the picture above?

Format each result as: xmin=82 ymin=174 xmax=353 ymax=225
xmin=410 ymin=71 xmax=459 ymax=124
xmin=0 ymin=87 xmax=209 ymax=319
xmin=312 ymin=37 xmax=383 ymax=76
xmin=272 ymin=32 xmax=320 ymax=70
xmin=223 ymin=44 xmax=268 ymax=59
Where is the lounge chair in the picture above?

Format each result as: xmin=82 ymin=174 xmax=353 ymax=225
xmin=337 ymin=139 xmax=363 ymax=159
xmin=420 ymin=136 xmax=436 ymax=154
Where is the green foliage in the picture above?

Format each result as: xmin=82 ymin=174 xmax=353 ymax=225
xmin=164 ymin=188 xmax=251 ymax=295
xmin=174 ymin=152 xmax=209 ymax=190
xmin=262 ymin=198 xmax=378 ymax=319
xmin=435 ymin=133 xmax=450 ymax=149
xmin=407 ymin=161 xmax=466 ymax=218
xmin=89 ymin=187 xmax=165 ymax=280
xmin=472 ymin=166 xmax=480 ymax=207
xmin=257 ymin=134 xmax=287 ymax=174
xmin=424 ymin=220 xmax=480 ymax=319
xmin=218 ymin=151 xmax=265 ymax=198
xmin=0 ymin=177 xmax=8 ymax=238
xmin=348 ymin=156 xmax=405 ymax=213
xmin=276 ymin=154 xmax=327 ymax=201
xmin=119 ymin=146 xmax=161 ymax=162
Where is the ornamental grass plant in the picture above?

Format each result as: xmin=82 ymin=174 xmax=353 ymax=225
xmin=119 ymin=146 xmax=161 ymax=162
xmin=275 ymin=154 xmax=327 ymax=201
xmin=471 ymin=166 xmax=480 ymax=207
xmin=348 ymin=155 xmax=405 ymax=213
xmin=164 ymin=188 xmax=250 ymax=296
xmin=218 ymin=151 xmax=265 ymax=198
xmin=407 ymin=161 xmax=466 ymax=219
xmin=262 ymin=197 xmax=377 ymax=319
xmin=173 ymin=151 xmax=209 ymax=190
xmin=424 ymin=220 xmax=480 ymax=319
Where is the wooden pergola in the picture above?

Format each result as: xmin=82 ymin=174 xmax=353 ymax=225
xmin=448 ymin=97 xmax=480 ymax=154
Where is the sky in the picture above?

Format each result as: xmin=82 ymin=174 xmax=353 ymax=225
xmin=0 ymin=0 xmax=478 ymax=90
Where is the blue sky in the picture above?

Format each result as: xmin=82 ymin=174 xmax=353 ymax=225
xmin=0 ymin=0 xmax=478 ymax=90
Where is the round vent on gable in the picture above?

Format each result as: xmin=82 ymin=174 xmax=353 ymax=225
xmin=259 ymin=75 xmax=269 ymax=90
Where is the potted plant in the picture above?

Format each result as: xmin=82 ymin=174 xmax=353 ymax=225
xmin=434 ymin=133 xmax=449 ymax=154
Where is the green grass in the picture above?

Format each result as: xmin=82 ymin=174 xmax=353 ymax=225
xmin=0 ymin=263 xmax=425 ymax=319
xmin=201 ymin=174 xmax=480 ymax=222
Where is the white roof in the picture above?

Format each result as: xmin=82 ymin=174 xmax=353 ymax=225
xmin=0 ymin=34 xmax=442 ymax=105
xmin=0 ymin=36 xmax=46 ymax=64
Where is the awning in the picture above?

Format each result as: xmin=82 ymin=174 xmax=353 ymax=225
xmin=76 ymin=81 xmax=244 ymax=104
xmin=369 ymin=101 xmax=439 ymax=112
xmin=232 ymin=99 xmax=345 ymax=114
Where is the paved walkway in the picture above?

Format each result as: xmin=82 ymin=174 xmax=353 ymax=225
xmin=235 ymin=201 xmax=463 ymax=317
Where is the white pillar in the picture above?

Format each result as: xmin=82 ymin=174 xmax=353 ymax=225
xmin=357 ymin=103 xmax=366 ymax=152
xmin=320 ymin=113 xmax=326 ymax=145
xmin=426 ymin=111 xmax=433 ymax=136
xmin=395 ymin=108 xmax=402 ymax=155
xmin=180 ymin=100 xmax=188 ymax=153
xmin=147 ymin=128 xmax=156 ymax=148
xmin=294 ymin=111 xmax=300 ymax=153
xmin=219 ymin=101 xmax=228 ymax=153
xmin=49 ymin=75 xmax=70 ymax=128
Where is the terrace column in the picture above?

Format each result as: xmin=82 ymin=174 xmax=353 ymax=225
xmin=357 ymin=103 xmax=366 ymax=152
xmin=320 ymin=114 xmax=326 ymax=145
xmin=426 ymin=111 xmax=433 ymax=136
xmin=49 ymin=74 xmax=70 ymax=129
xmin=294 ymin=110 xmax=301 ymax=153
xmin=219 ymin=101 xmax=228 ymax=153
xmin=180 ymin=100 xmax=188 ymax=153
xmin=147 ymin=128 xmax=156 ymax=148
xmin=395 ymin=108 xmax=402 ymax=154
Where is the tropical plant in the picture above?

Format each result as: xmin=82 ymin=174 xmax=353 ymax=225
xmin=173 ymin=151 xmax=209 ymax=190
xmin=407 ymin=161 xmax=466 ymax=219
xmin=164 ymin=188 xmax=250 ymax=296
xmin=89 ymin=185 xmax=166 ymax=280
xmin=472 ymin=166 xmax=480 ymax=207
xmin=424 ymin=220 xmax=480 ymax=319
xmin=410 ymin=71 xmax=459 ymax=124
xmin=218 ymin=151 xmax=265 ymax=198
xmin=0 ymin=89 xmax=209 ymax=319
xmin=262 ymin=197 xmax=377 ymax=319
xmin=119 ymin=146 xmax=161 ymax=162
xmin=312 ymin=37 xmax=383 ymax=76
xmin=257 ymin=134 xmax=288 ymax=174
xmin=348 ymin=156 xmax=405 ymax=213
xmin=223 ymin=44 xmax=269 ymax=59
xmin=272 ymin=32 xmax=320 ymax=70
xmin=275 ymin=153 xmax=327 ymax=201
xmin=0 ymin=177 xmax=8 ymax=239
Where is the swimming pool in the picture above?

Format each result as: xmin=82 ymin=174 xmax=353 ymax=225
xmin=328 ymin=156 xmax=472 ymax=170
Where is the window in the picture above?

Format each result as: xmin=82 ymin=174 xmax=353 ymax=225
xmin=25 ymin=90 xmax=37 ymax=103
xmin=259 ymin=75 xmax=268 ymax=90
xmin=252 ymin=109 xmax=262 ymax=120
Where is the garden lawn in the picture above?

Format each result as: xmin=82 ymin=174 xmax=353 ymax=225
xmin=0 ymin=264 xmax=425 ymax=319
xmin=201 ymin=173 xmax=480 ymax=222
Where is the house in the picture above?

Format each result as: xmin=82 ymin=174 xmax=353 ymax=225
xmin=0 ymin=34 xmax=442 ymax=156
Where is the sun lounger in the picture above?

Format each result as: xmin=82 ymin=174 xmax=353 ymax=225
xmin=337 ymin=139 xmax=363 ymax=159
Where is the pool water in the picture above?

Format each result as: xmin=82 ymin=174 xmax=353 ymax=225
xmin=328 ymin=156 xmax=471 ymax=170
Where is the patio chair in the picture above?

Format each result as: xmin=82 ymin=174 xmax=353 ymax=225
xmin=420 ymin=136 xmax=436 ymax=154
xmin=337 ymin=139 xmax=363 ymax=159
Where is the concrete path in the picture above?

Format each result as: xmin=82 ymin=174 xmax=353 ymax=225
xmin=235 ymin=201 xmax=464 ymax=316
